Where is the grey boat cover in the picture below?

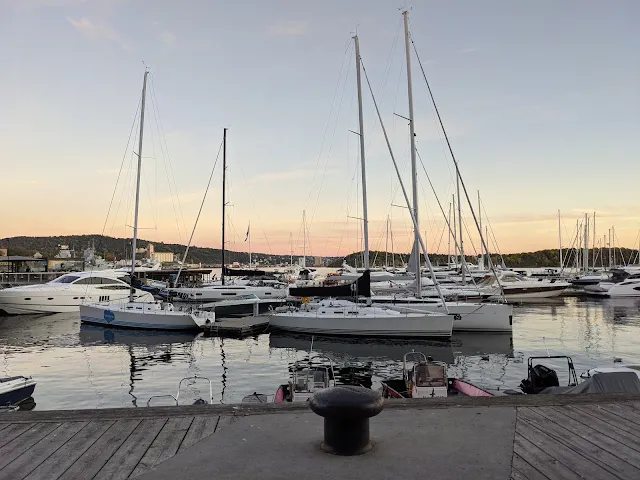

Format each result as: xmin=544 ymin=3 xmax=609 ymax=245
xmin=540 ymin=372 xmax=640 ymax=395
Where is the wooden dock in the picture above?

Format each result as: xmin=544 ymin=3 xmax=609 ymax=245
xmin=203 ymin=315 xmax=270 ymax=337
xmin=2 ymin=394 xmax=640 ymax=479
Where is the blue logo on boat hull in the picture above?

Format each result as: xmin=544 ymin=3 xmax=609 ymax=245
xmin=104 ymin=310 xmax=115 ymax=324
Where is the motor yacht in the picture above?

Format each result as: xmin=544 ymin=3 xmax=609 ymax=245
xmin=475 ymin=270 xmax=570 ymax=301
xmin=0 ymin=271 xmax=153 ymax=315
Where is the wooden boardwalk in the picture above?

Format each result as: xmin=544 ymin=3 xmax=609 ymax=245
xmin=0 ymin=412 xmax=232 ymax=480
xmin=512 ymin=402 xmax=640 ymax=480
xmin=2 ymin=395 xmax=640 ymax=479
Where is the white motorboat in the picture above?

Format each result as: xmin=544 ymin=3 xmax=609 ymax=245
xmin=603 ymin=268 xmax=640 ymax=297
xmin=476 ymin=270 xmax=570 ymax=300
xmin=164 ymin=283 xmax=287 ymax=303
xmin=80 ymin=300 xmax=215 ymax=330
xmin=0 ymin=271 xmax=153 ymax=315
xmin=269 ymin=298 xmax=453 ymax=337
xmin=372 ymin=296 xmax=513 ymax=332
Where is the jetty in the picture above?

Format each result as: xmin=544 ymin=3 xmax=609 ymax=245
xmin=2 ymin=394 xmax=640 ymax=479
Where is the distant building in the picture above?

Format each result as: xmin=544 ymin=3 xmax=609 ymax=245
xmin=57 ymin=245 xmax=73 ymax=259
xmin=146 ymin=244 xmax=174 ymax=263
xmin=313 ymin=256 xmax=324 ymax=267
xmin=0 ymin=248 xmax=7 ymax=257
xmin=33 ymin=252 xmax=43 ymax=259
xmin=152 ymin=251 xmax=174 ymax=263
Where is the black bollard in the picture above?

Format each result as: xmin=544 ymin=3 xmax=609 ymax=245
xmin=309 ymin=385 xmax=383 ymax=455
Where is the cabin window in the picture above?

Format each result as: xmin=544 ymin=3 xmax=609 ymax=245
xmin=47 ymin=297 xmax=54 ymax=300
xmin=24 ymin=298 xmax=31 ymax=301
xmin=75 ymin=277 xmax=120 ymax=285
xmin=52 ymin=275 xmax=80 ymax=284
xmin=221 ymin=293 xmax=236 ymax=296
xmin=415 ymin=364 xmax=446 ymax=387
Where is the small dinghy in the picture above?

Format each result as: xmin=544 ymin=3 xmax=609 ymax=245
xmin=381 ymin=351 xmax=492 ymax=398
xmin=0 ymin=376 xmax=36 ymax=407
xmin=519 ymin=355 xmax=579 ymax=394
xmin=241 ymin=354 xmax=335 ymax=404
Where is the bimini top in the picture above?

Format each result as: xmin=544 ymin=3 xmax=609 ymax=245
xmin=289 ymin=270 xmax=371 ymax=298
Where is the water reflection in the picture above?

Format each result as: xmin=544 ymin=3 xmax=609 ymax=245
xmin=3 ymin=297 xmax=640 ymax=409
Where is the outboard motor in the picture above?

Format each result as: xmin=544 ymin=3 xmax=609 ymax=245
xmin=520 ymin=364 xmax=560 ymax=394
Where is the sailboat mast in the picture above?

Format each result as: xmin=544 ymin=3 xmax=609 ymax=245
xmin=289 ymin=232 xmax=293 ymax=266
xmin=584 ymin=213 xmax=589 ymax=273
xmin=592 ymin=212 xmax=596 ymax=269
xmin=457 ymin=164 xmax=465 ymax=283
xmin=558 ymin=210 xmax=563 ymax=269
xmin=130 ymin=70 xmax=148 ymax=302
xmin=478 ymin=191 xmax=483 ymax=268
xmin=248 ymin=221 xmax=251 ymax=269
xmin=385 ymin=216 xmax=389 ymax=268
xmin=221 ymin=127 xmax=227 ymax=286
xmin=302 ymin=210 xmax=306 ymax=268
xmin=452 ymin=194 xmax=457 ymax=268
xmin=402 ymin=10 xmax=421 ymax=297
xmin=354 ymin=34 xmax=370 ymax=270
xmin=447 ymin=202 xmax=452 ymax=265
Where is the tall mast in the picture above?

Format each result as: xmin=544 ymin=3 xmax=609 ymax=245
xmin=221 ymin=127 xmax=227 ymax=285
xmin=130 ymin=70 xmax=148 ymax=302
xmin=478 ymin=190 xmax=483 ymax=269
xmin=289 ymin=232 xmax=293 ymax=266
xmin=248 ymin=220 xmax=251 ymax=269
xmin=402 ymin=10 xmax=421 ymax=297
xmin=612 ymin=225 xmax=616 ymax=266
xmin=353 ymin=34 xmax=369 ymax=270
xmin=592 ymin=212 xmax=596 ymax=269
xmin=608 ymin=228 xmax=612 ymax=268
xmin=558 ymin=210 xmax=563 ymax=269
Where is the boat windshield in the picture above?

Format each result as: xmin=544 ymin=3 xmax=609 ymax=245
xmin=414 ymin=364 xmax=446 ymax=387
xmin=51 ymin=275 xmax=80 ymax=284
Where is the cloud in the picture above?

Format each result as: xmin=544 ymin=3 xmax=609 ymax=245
xmin=458 ymin=47 xmax=479 ymax=54
xmin=268 ymin=20 xmax=308 ymax=37
xmin=67 ymin=16 xmax=131 ymax=51
xmin=159 ymin=30 xmax=176 ymax=46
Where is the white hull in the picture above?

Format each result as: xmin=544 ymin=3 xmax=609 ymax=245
xmin=269 ymin=307 xmax=453 ymax=338
xmin=492 ymin=287 xmax=568 ymax=300
xmin=607 ymin=282 xmax=640 ymax=297
xmin=0 ymin=281 xmax=153 ymax=315
xmin=80 ymin=302 xmax=213 ymax=330
xmin=168 ymin=285 xmax=287 ymax=302
xmin=382 ymin=302 xmax=513 ymax=332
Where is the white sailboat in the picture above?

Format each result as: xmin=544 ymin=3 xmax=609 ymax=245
xmin=367 ymin=11 xmax=513 ymax=332
xmin=270 ymin=35 xmax=453 ymax=338
xmin=80 ymin=71 xmax=215 ymax=330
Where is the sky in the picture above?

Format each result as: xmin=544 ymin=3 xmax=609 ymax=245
xmin=1 ymin=0 xmax=639 ymax=258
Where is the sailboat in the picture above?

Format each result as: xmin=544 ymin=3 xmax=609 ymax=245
xmin=80 ymin=71 xmax=215 ymax=330
xmin=368 ymin=11 xmax=513 ymax=332
xmin=269 ymin=35 xmax=453 ymax=339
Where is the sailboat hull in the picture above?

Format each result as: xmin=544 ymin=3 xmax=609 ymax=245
xmin=380 ymin=302 xmax=513 ymax=332
xmin=80 ymin=303 xmax=208 ymax=330
xmin=269 ymin=310 xmax=453 ymax=338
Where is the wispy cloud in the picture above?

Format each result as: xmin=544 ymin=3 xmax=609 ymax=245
xmin=458 ymin=47 xmax=479 ymax=54
xmin=268 ymin=20 xmax=308 ymax=37
xmin=67 ymin=16 xmax=131 ymax=51
xmin=159 ymin=30 xmax=176 ymax=46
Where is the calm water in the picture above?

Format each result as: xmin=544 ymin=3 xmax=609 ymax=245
xmin=2 ymin=296 xmax=640 ymax=410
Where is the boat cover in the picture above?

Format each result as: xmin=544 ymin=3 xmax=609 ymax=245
xmin=223 ymin=267 xmax=268 ymax=277
xmin=540 ymin=372 xmax=640 ymax=395
xmin=289 ymin=270 xmax=371 ymax=298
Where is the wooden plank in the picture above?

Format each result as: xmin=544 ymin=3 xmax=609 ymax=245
xmin=24 ymin=421 xmax=114 ymax=480
xmin=0 ymin=423 xmax=61 ymax=471
xmin=511 ymin=452 xmax=550 ymax=480
xmin=523 ymin=407 xmax=640 ymax=476
xmin=0 ymin=422 xmax=86 ymax=479
xmin=178 ymin=416 xmax=219 ymax=452
xmin=0 ymin=423 xmax=12 ymax=434
xmin=215 ymin=415 xmax=236 ymax=433
xmin=58 ymin=419 xmax=141 ymax=480
xmin=516 ymin=417 xmax=619 ymax=480
xmin=0 ymin=423 xmax=31 ymax=448
xmin=129 ymin=417 xmax=194 ymax=478
xmin=92 ymin=417 xmax=167 ymax=480
xmin=599 ymin=403 xmax=640 ymax=426
xmin=553 ymin=406 xmax=640 ymax=451
xmin=513 ymin=433 xmax=582 ymax=480
xmin=574 ymin=404 xmax=640 ymax=439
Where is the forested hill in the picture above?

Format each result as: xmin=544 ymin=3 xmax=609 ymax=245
xmin=2 ymin=235 xmax=637 ymax=268
xmin=333 ymin=248 xmax=639 ymax=269
xmin=0 ymin=235 xmax=295 ymax=266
